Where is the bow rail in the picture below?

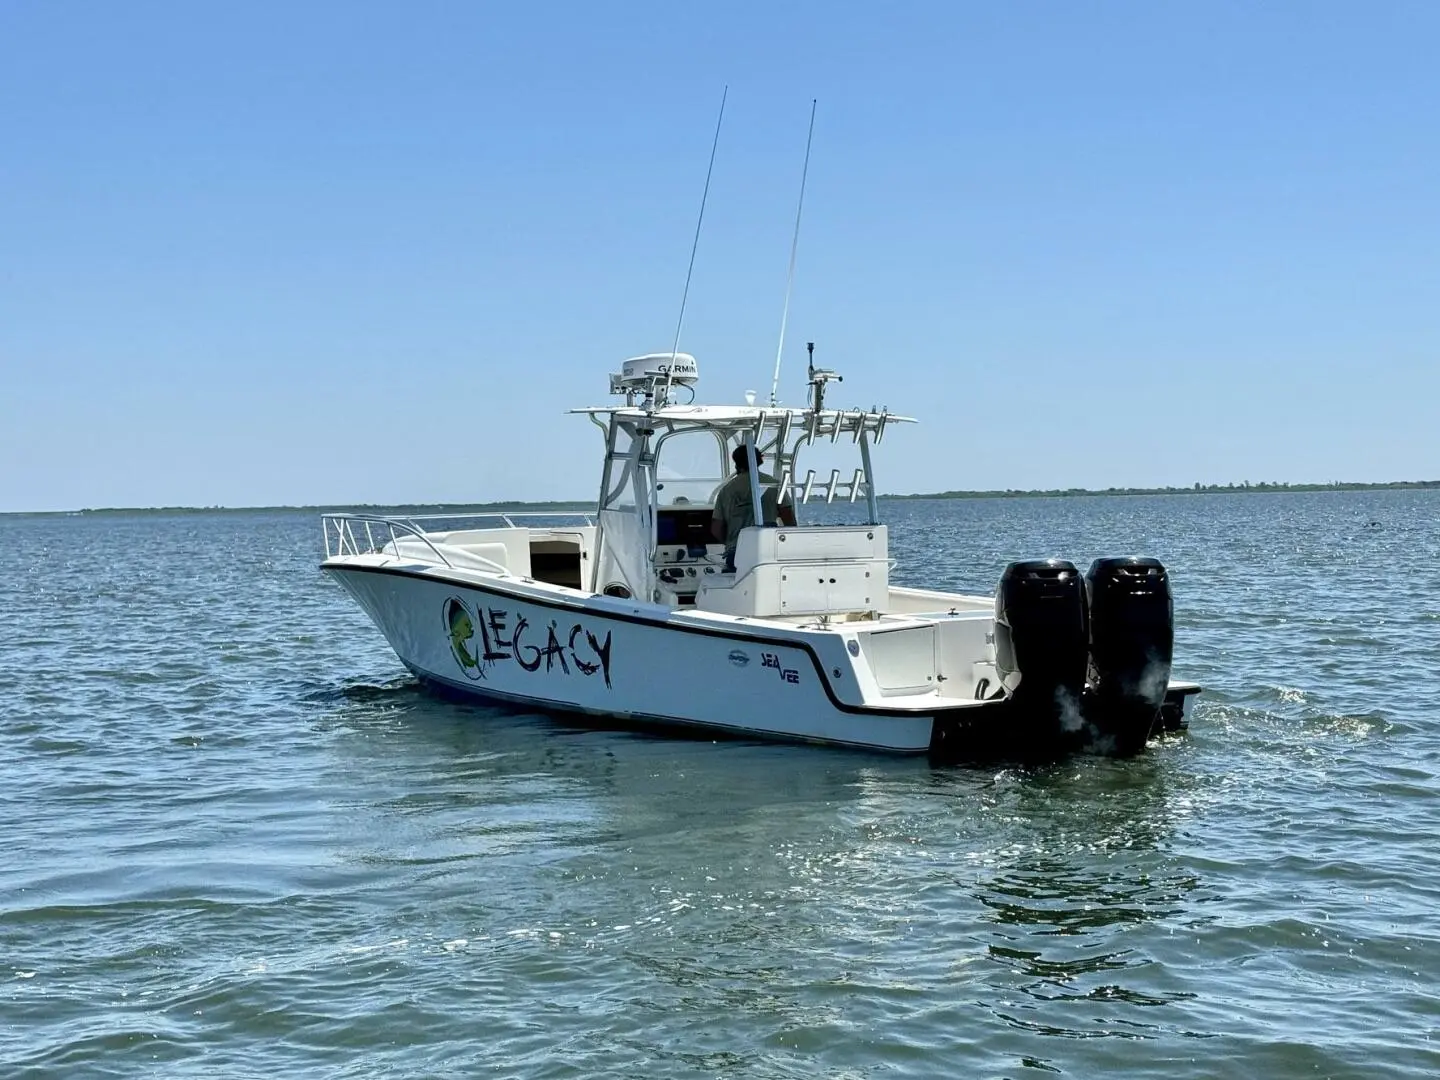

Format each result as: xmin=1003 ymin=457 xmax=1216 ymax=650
xmin=322 ymin=511 xmax=597 ymax=565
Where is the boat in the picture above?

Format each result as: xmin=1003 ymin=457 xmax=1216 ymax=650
xmin=320 ymin=350 xmax=1201 ymax=760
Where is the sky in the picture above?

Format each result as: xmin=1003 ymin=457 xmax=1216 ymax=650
xmin=2 ymin=1 xmax=1437 ymax=512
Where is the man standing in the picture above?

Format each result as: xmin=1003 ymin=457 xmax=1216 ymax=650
xmin=711 ymin=444 xmax=796 ymax=572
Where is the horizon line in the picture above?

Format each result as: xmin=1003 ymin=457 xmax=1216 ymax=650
xmin=4 ymin=479 xmax=1438 ymax=517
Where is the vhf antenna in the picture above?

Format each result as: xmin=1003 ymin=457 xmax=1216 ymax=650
xmin=769 ymin=98 xmax=818 ymax=407
xmin=661 ymin=85 xmax=728 ymax=409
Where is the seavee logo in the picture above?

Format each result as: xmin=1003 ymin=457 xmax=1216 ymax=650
xmin=444 ymin=597 xmax=614 ymax=688
xmin=761 ymin=651 xmax=800 ymax=685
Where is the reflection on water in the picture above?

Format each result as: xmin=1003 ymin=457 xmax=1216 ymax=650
xmin=980 ymin=858 xmax=1193 ymax=935
xmin=954 ymin=762 xmax=1208 ymax=1043
xmin=319 ymin=681 xmax=1226 ymax=1057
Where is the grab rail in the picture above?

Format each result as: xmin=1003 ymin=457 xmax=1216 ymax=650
xmin=322 ymin=513 xmax=453 ymax=565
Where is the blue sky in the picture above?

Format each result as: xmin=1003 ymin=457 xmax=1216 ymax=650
xmin=2 ymin=1 xmax=1437 ymax=511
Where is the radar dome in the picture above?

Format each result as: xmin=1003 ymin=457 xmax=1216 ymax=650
xmin=618 ymin=352 xmax=699 ymax=389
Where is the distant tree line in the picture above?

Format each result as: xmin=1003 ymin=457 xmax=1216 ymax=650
xmin=884 ymin=480 xmax=1440 ymax=500
xmin=55 ymin=500 xmax=596 ymax=516
xmin=13 ymin=481 xmax=1439 ymax=517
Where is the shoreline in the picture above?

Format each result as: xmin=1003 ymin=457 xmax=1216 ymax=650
xmin=5 ymin=480 xmax=1438 ymax=517
xmin=888 ymin=480 xmax=1440 ymax=500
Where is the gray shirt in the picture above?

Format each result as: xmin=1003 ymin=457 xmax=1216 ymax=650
xmin=711 ymin=471 xmax=779 ymax=550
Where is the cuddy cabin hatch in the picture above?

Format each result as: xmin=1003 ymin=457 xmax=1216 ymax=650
xmin=528 ymin=536 xmax=585 ymax=589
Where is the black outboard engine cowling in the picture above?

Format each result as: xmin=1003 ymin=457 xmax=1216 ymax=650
xmin=1084 ymin=556 xmax=1174 ymax=754
xmin=995 ymin=559 xmax=1089 ymax=746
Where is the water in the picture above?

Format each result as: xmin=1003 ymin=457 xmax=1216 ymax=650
xmin=3 ymin=492 xmax=1439 ymax=1077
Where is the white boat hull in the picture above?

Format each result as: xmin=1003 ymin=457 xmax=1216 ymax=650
xmin=325 ymin=557 xmax=1199 ymax=756
xmin=326 ymin=560 xmax=985 ymax=752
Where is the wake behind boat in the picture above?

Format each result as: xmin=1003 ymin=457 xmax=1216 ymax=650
xmin=321 ymin=352 xmax=1200 ymax=759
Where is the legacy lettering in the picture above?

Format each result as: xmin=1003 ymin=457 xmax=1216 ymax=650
xmin=446 ymin=597 xmax=614 ymax=689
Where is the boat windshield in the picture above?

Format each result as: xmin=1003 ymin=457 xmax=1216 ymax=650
xmin=654 ymin=428 xmax=728 ymax=506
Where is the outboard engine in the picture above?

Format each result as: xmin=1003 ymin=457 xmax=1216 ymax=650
xmin=994 ymin=559 xmax=1089 ymax=744
xmin=1084 ymin=557 xmax=1174 ymax=754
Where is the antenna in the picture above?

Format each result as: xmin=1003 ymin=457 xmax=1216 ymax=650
xmin=661 ymin=85 xmax=727 ymax=408
xmin=769 ymin=98 xmax=818 ymax=407
xmin=806 ymin=340 xmax=843 ymax=414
